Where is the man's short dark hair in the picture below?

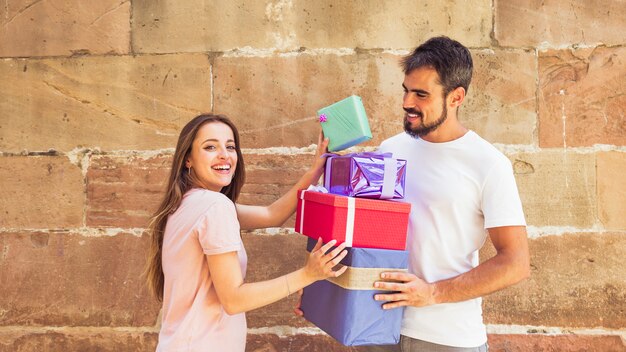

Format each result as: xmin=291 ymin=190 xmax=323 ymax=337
xmin=401 ymin=36 xmax=473 ymax=96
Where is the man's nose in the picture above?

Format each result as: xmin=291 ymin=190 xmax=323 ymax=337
xmin=403 ymin=93 xmax=416 ymax=109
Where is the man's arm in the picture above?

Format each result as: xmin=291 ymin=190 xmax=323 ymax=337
xmin=374 ymin=225 xmax=530 ymax=309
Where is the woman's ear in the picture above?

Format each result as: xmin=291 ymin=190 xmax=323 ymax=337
xmin=185 ymin=159 xmax=191 ymax=168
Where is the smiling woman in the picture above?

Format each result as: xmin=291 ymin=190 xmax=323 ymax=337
xmin=143 ymin=114 xmax=348 ymax=352
xmin=185 ymin=122 xmax=239 ymax=192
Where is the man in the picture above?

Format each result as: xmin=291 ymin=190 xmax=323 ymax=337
xmin=365 ymin=36 xmax=530 ymax=351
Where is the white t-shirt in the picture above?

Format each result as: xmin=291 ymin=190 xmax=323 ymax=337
xmin=379 ymin=131 xmax=526 ymax=348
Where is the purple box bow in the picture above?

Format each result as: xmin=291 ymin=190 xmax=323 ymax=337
xmin=323 ymin=152 xmax=406 ymax=199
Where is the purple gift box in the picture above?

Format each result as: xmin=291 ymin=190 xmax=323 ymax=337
xmin=324 ymin=152 xmax=406 ymax=199
xmin=301 ymin=238 xmax=408 ymax=346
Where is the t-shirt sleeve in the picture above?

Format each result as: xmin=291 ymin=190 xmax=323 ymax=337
xmin=196 ymin=197 xmax=242 ymax=255
xmin=481 ymin=157 xmax=527 ymax=229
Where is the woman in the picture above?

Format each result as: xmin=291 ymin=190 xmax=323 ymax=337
xmin=144 ymin=114 xmax=347 ymax=351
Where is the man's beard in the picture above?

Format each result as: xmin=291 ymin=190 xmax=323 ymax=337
xmin=403 ymin=102 xmax=447 ymax=138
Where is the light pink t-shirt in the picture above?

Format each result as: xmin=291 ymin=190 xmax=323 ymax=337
xmin=157 ymin=188 xmax=248 ymax=352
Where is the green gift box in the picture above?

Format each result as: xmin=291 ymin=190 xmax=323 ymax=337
xmin=318 ymin=95 xmax=373 ymax=152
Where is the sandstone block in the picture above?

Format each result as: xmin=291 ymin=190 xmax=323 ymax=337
xmin=87 ymin=155 xmax=171 ymax=228
xmin=510 ymin=151 xmax=596 ymax=227
xmin=291 ymin=1 xmax=491 ymax=49
xmin=214 ymin=54 xmax=403 ymax=149
xmin=0 ymin=330 xmax=158 ymax=352
xmin=488 ymin=334 xmax=625 ymax=352
xmin=0 ymin=0 xmax=130 ymax=57
xmin=495 ymin=1 xmax=626 ymax=47
xmin=0 ymin=231 xmax=160 ymax=326
xmin=243 ymin=233 xmax=311 ymax=329
xmin=538 ymin=47 xmax=626 ymax=147
xmin=482 ymin=233 xmax=626 ymax=328
xmin=215 ymin=51 xmax=536 ymax=149
xmin=597 ymin=152 xmax=626 ymax=230
xmin=247 ymin=333 xmax=356 ymax=352
xmin=87 ymin=152 xmax=318 ymax=229
xmin=240 ymin=153 xmax=324 ymax=227
xmin=240 ymin=153 xmax=312 ymax=199
xmin=132 ymin=0 xmax=491 ymax=53
xmin=0 ymin=54 xmax=211 ymax=153
xmin=465 ymin=49 xmax=536 ymax=145
xmin=0 ymin=156 xmax=83 ymax=228
xmin=132 ymin=0 xmax=277 ymax=53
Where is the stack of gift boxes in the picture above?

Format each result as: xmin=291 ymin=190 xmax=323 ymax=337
xmin=295 ymin=96 xmax=412 ymax=346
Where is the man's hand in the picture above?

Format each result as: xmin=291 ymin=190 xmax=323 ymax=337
xmin=373 ymin=272 xmax=437 ymax=309
xmin=374 ymin=226 xmax=529 ymax=310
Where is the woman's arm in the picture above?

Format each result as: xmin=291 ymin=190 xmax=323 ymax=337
xmin=207 ymin=238 xmax=347 ymax=315
xmin=237 ymin=133 xmax=329 ymax=230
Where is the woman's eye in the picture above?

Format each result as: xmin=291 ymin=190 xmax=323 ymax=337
xmin=204 ymin=145 xmax=216 ymax=150
xmin=227 ymin=145 xmax=237 ymax=150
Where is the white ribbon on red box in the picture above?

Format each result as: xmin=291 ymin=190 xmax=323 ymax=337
xmin=300 ymin=186 xmax=356 ymax=247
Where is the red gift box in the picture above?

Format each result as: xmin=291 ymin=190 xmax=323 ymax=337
xmin=295 ymin=190 xmax=411 ymax=250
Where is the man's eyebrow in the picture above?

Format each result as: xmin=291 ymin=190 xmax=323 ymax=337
xmin=402 ymin=83 xmax=430 ymax=95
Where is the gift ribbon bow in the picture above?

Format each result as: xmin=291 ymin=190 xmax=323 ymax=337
xmin=305 ymin=184 xmax=328 ymax=193
xmin=319 ymin=114 xmax=328 ymax=123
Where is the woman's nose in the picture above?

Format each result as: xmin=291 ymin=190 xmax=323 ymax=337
xmin=217 ymin=147 xmax=228 ymax=158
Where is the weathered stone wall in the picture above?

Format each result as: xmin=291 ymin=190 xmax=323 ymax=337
xmin=1 ymin=1 xmax=624 ymax=351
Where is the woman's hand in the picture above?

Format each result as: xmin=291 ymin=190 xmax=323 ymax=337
xmin=309 ymin=131 xmax=330 ymax=180
xmin=304 ymin=238 xmax=348 ymax=281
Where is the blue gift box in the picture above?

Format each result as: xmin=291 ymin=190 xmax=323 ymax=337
xmin=301 ymin=238 xmax=408 ymax=346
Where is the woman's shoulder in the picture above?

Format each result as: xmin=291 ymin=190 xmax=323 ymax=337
xmin=185 ymin=189 xmax=240 ymax=238
xmin=184 ymin=188 xmax=235 ymax=213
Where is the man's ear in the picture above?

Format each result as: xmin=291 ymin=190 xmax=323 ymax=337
xmin=448 ymin=86 xmax=466 ymax=108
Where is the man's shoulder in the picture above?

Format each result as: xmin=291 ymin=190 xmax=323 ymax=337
xmin=465 ymin=131 xmax=511 ymax=166
xmin=380 ymin=132 xmax=412 ymax=149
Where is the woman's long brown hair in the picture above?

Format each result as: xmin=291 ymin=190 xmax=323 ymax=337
xmin=144 ymin=114 xmax=246 ymax=301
